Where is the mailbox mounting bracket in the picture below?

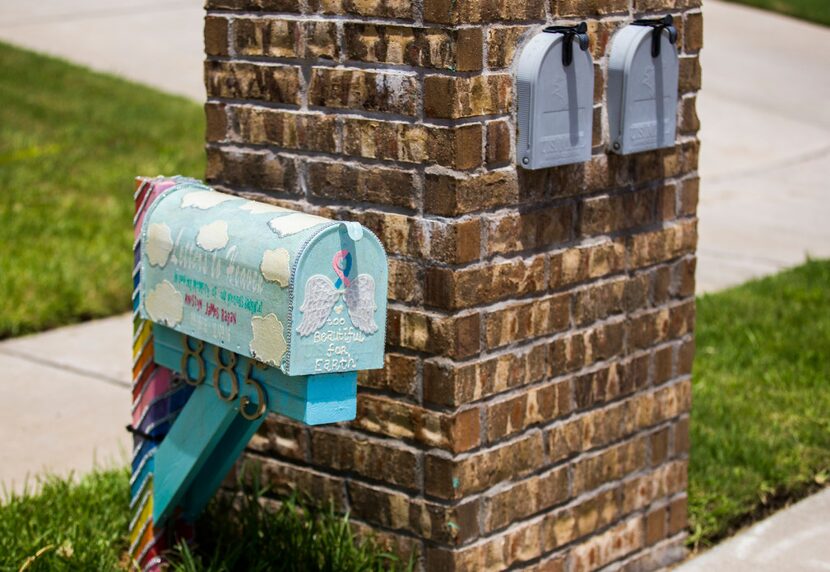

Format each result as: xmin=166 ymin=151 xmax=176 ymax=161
xmin=631 ymin=15 xmax=677 ymax=58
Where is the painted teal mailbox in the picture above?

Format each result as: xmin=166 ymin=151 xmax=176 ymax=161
xmin=129 ymin=177 xmax=387 ymax=565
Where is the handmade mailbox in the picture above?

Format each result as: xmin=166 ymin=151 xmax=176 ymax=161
xmin=129 ymin=177 xmax=387 ymax=566
xmin=516 ymin=23 xmax=594 ymax=170
xmin=608 ymin=15 xmax=679 ymax=155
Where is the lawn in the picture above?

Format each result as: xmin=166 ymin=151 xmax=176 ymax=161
xmin=0 ymin=42 xmax=204 ymax=339
xmin=0 ymin=467 xmax=410 ymax=571
xmin=725 ymin=0 xmax=830 ymax=26
xmin=688 ymin=259 xmax=830 ymax=547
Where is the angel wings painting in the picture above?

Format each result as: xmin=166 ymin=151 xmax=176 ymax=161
xmin=296 ymin=250 xmax=379 ymax=337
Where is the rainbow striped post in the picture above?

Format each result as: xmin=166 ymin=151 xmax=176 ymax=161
xmin=129 ymin=177 xmax=196 ymax=570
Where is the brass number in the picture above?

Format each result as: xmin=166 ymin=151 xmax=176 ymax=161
xmin=181 ymin=336 xmax=206 ymax=386
xmin=240 ymin=361 xmax=268 ymax=421
xmin=213 ymin=346 xmax=239 ymax=402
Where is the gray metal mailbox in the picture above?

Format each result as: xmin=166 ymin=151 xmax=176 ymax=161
xmin=608 ymin=16 xmax=679 ymax=155
xmin=516 ymin=24 xmax=594 ymax=170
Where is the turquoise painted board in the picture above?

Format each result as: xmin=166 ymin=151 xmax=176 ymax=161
xmin=138 ymin=180 xmax=388 ymax=377
xmin=153 ymin=324 xmax=358 ymax=425
xmin=152 ymin=383 xmax=264 ymax=526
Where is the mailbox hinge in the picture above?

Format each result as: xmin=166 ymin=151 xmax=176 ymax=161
xmin=543 ymin=22 xmax=590 ymax=67
xmin=632 ymin=14 xmax=677 ymax=58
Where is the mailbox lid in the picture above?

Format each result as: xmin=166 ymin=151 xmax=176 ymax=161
xmin=516 ymin=31 xmax=594 ymax=170
xmin=287 ymin=222 xmax=388 ymax=376
xmin=139 ymin=181 xmax=387 ymax=375
xmin=608 ymin=25 xmax=679 ymax=154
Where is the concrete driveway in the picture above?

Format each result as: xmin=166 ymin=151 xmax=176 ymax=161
xmin=0 ymin=0 xmax=205 ymax=101
xmin=696 ymin=1 xmax=830 ymax=292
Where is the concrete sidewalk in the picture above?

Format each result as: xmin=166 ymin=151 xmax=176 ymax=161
xmin=0 ymin=315 xmax=132 ymax=494
xmin=0 ymin=0 xmax=205 ymax=101
xmin=696 ymin=2 xmax=830 ymax=291
xmin=676 ymin=487 xmax=830 ymax=572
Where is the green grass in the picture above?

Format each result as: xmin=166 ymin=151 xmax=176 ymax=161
xmin=0 ymin=467 xmax=410 ymax=571
xmin=0 ymin=469 xmax=130 ymax=571
xmin=689 ymin=259 xmax=830 ymax=547
xmin=724 ymin=0 xmax=830 ymax=26
xmin=168 ymin=468 xmax=413 ymax=572
xmin=0 ymin=42 xmax=204 ymax=339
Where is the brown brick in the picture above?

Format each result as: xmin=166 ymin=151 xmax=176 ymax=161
xmin=355 ymin=394 xmax=481 ymax=453
xmin=345 ymin=25 xmax=482 ymax=71
xmin=426 ymin=517 xmax=545 ymax=570
xmin=571 ymin=516 xmax=644 ymax=571
xmin=424 ymin=0 xmax=545 ymax=24
xmin=549 ymin=239 xmax=626 ymax=289
xmin=425 ymin=433 xmax=545 ymax=499
xmin=310 ymin=0 xmax=414 ymax=18
xmin=685 ymin=12 xmax=704 ymax=52
xmin=311 ymin=430 xmax=420 ymax=489
xmin=679 ymin=95 xmax=701 ymax=135
xmin=349 ymin=520 xmax=422 ymax=563
xmin=229 ymin=17 xmax=337 ymax=60
xmin=628 ymin=220 xmax=698 ymax=268
xmin=205 ymin=61 xmax=300 ymax=104
xmin=424 ymin=74 xmax=512 ymax=119
xmin=573 ymin=436 xmax=648 ymax=495
xmin=544 ymin=489 xmax=620 ymax=552
xmin=358 ymin=353 xmax=419 ymax=398
xmin=485 ymin=119 xmax=512 ymax=165
xmin=204 ymin=102 xmax=227 ymax=142
xmin=309 ymin=68 xmax=419 ymax=116
xmin=425 ymin=170 xmax=519 ymax=216
xmin=669 ymin=495 xmax=688 ymax=534
xmin=487 ymin=204 xmax=574 ymax=255
xmin=244 ymin=456 xmax=347 ymax=510
xmin=579 ymin=188 xmax=660 ymax=237
xmin=621 ymin=460 xmax=688 ymax=514
xmin=306 ymin=161 xmax=418 ymax=210
xmin=387 ymin=257 xmax=422 ymax=304
xmin=679 ymin=176 xmax=700 ymax=217
xmin=423 ymin=343 xmax=548 ymax=407
xmin=206 ymin=147 xmax=298 ymax=193
xmin=425 ymin=255 xmax=546 ymax=310
xmin=342 ymin=119 xmax=482 ymax=169
xmin=487 ymin=26 xmax=531 ymax=68
xmin=548 ymin=320 xmax=625 ymax=379
xmin=205 ymin=16 xmax=229 ymax=56
xmin=348 ymin=481 xmax=480 ymax=544
xmin=486 ymin=379 xmax=571 ymax=441
xmin=679 ymin=55 xmax=702 ymax=93
xmin=483 ymin=466 xmax=570 ymax=532
xmin=646 ymin=506 xmax=668 ymax=545
xmin=557 ymin=0 xmax=628 ymax=17
xmin=426 ymin=217 xmax=482 ymax=264
xmin=248 ymin=415 xmax=308 ymax=461
xmin=572 ymin=277 xmax=626 ymax=327
xmin=484 ymin=293 xmax=570 ymax=350
xmin=387 ymin=308 xmax=481 ymax=359
xmin=206 ymin=0 xmax=300 ymax=9
xmin=226 ymin=106 xmax=337 ymax=152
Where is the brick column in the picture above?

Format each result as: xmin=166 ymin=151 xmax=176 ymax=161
xmin=204 ymin=0 xmax=701 ymax=569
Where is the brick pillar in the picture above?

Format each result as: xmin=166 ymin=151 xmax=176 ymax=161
xmin=204 ymin=0 xmax=701 ymax=569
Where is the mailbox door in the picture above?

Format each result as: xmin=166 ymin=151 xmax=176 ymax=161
xmin=608 ymin=25 xmax=679 ymax=154
xmin=517 ymin=31 xmax=594 ymax=170
xmin=287 ymin=223 xmax=388 ymax=376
